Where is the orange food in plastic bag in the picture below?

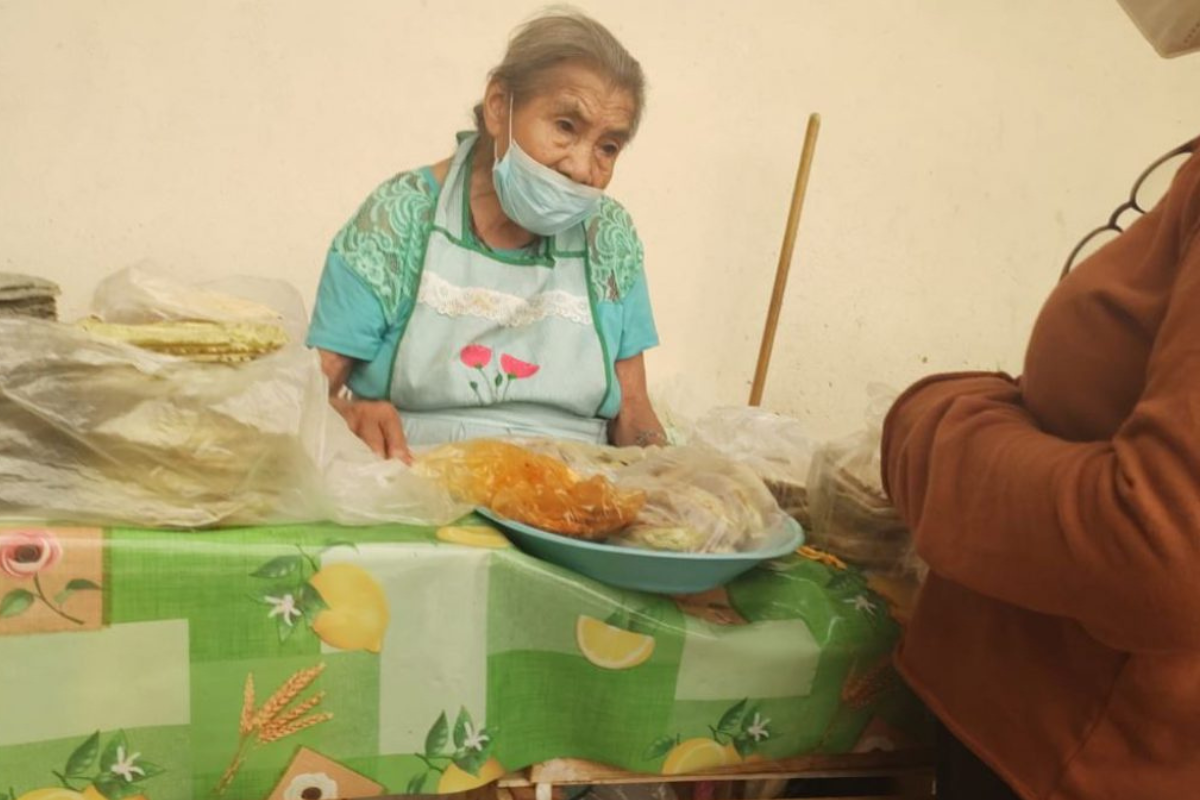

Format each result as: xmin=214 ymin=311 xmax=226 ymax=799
xmin=419 ymin=439 xmax=644 ymax=539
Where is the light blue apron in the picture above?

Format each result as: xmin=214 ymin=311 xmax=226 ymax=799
xmin=391 ymin=135 xmax=611 ymax=446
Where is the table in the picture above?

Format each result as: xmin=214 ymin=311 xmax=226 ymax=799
xmin=0 ymin=522 xmax=928 ymax=800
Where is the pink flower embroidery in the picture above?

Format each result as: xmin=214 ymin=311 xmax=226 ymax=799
xmin=0 ymin=529 xmax=63 ymax=579
xmin=460 ymin=344 xmax=493 ymax=369
xmin=500 ymin=355 xmax=540 ymax=380
xmin=461 ymin=344 xmax=495 ymax=404
xmin=459 ymin=345 xmax=541 ymax=405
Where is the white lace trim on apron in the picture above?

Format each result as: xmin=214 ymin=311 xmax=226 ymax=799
xmin=416 ymin=272 xmax=592 ymax=328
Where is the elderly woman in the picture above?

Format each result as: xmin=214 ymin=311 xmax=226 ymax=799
xmin=307 ymin=10 xmax=664 ymax=461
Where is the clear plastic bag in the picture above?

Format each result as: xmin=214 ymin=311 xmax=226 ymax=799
xmin=90 ymin=266 xmax=310 ymax=347
xmin=314 ymin=402 xmax=470 ymax=527
xmin=416 ymin=439 xmax=645 ymax=539
xmin=689 ymin=406 xmax=816 ymax=527
xmin=420 ymin=439 xmax=795 ymax=554
xmin=612 ymin=445 xmax=796 ymax=554
xmin=93 ymin=265 xmax=285 ymax=325
xmin=805 ymin=385 xmax=917 ymax=575
xmin=516 ymin=437 xmax=649 ymax=480
xmin=0 ymin=318 xmax=318 ymax=527
xmin=0 ymin=301 xmax=466 ymax=528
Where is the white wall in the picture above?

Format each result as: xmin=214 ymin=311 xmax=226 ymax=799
xmin=2 ymin=0 xmax=1198 ymax=437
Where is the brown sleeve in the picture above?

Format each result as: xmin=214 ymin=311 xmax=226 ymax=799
xmin=882 ymin=225 xmax=1200 ymax=654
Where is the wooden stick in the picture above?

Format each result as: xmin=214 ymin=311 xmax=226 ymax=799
xmin=749 ymin=113 xmax=822 ymax=406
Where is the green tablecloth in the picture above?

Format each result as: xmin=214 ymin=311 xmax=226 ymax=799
xmin=0 ymin=521 xmax=925 ymax=800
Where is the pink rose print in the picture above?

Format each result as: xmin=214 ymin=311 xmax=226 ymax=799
xmin=0 ymin=529 xmax=63 ymax=579
xmin=460 ymin=344 xmax=493 ymax=369
xmin=0 ymin=529 xmax=97 ymax=625
xmin=500 ymin=355 xmax=540 ymax=380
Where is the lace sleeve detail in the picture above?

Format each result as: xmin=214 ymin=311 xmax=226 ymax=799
xmin=587 ymin=196 xmax=645 ymax=302
xmin=330 ymin=170 xmax=437 ymax=317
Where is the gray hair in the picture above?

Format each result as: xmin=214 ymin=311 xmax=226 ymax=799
xmin=473 ymin=7 xmax=646 ymax=138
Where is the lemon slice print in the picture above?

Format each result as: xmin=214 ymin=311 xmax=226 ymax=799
xmin=436 ymin=526 xmax=510 ymax=549
xmin=575 ymin=615 xmax=655 ymax=670
xmin=17 ymin=790 xmax=86 ymax=800
xmin=310 ymin=563 xmax=390 ymax=653
xmin=82 ymin=787 xmax=146 ymax=800
xmin=436 ymin=758 xmax=506 ymax=794
xmin=660 ymin=738 xmax=736 ymax=775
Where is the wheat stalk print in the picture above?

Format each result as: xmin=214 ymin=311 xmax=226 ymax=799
xmin=215 ymin=755 xmax=246 ymax=798
xmin=815 ymin=652 xmax=899 ymax=752
xmin=214 ymin=662 xmax=333 ymax=795
xmin=253 ymin=662 xmax=326 ymax=727
xmin=840 ymin=653 xmax=897 ymax=710
xmin=268 ymin=690 xmax=326 ymax=731
xmin=239 ymin=673 xmax=256 ymax=736
xmin=260 ymin=712 xmax=335 ymax=743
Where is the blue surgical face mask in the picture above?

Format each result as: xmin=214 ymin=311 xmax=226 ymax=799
xmin=492 ymin=98 xmax=603 ymax=236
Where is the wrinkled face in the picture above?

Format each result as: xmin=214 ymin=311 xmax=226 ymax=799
xmin=484 ymin=62 xmax=636 ymax=191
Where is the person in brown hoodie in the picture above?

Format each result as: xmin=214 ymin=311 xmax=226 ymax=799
xmin=881 ymin=4 xmax=1200 ymax=799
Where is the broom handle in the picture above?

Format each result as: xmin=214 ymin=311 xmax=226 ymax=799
xmin=749 ymin=113 xmax=821 ymax=406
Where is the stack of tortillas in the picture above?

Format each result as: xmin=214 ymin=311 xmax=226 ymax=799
xmin=77 ymin=267 xmax=291 ymax=362
xmin=78 ymin=318 xmax=289 ymax=363
xmin=0 ymin=273 xmax=60 ymax=320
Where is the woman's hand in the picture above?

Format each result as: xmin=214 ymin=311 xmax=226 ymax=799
xmin=331 ymin=397 xmax=413 ymax=463
xmin=609 ymin=354 xmax=667 ymax=447
xmin=318 ymin=348 xmax=412 ymax=463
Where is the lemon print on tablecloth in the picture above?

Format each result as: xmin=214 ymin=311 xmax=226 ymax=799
xmin=310 ymin=563 xmax=389 ymax=653
xmin=575 ymin=615 xmax=655 ymax=670
xmin=15 ymin=790 xmax=86 ymax=800
xmin=412 ymin=708 xmax=501 ymax=795
xmin=82 ymin=788 xmax=146 ymax=800
xmin=435 ymin=525 xmax=510 ymax=549
xmin=13 ymin=729 xmax=160 ymax=800
xmin=648 ymin=699 xmax=772 ymax=775
xmin=660 ymin=739 xmax=738 ymax=775
xmin=15 ymin=790 xmax=144 ymax=800
xmin=436 ymin=757 xmax=506 ymax=794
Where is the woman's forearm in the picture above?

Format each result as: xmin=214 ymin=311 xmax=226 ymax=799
xmin=610 ymin=354 xmax=666 ymax=447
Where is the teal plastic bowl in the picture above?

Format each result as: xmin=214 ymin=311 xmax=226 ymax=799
xmin=476 ymin=508 xmax=805 ymax=594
